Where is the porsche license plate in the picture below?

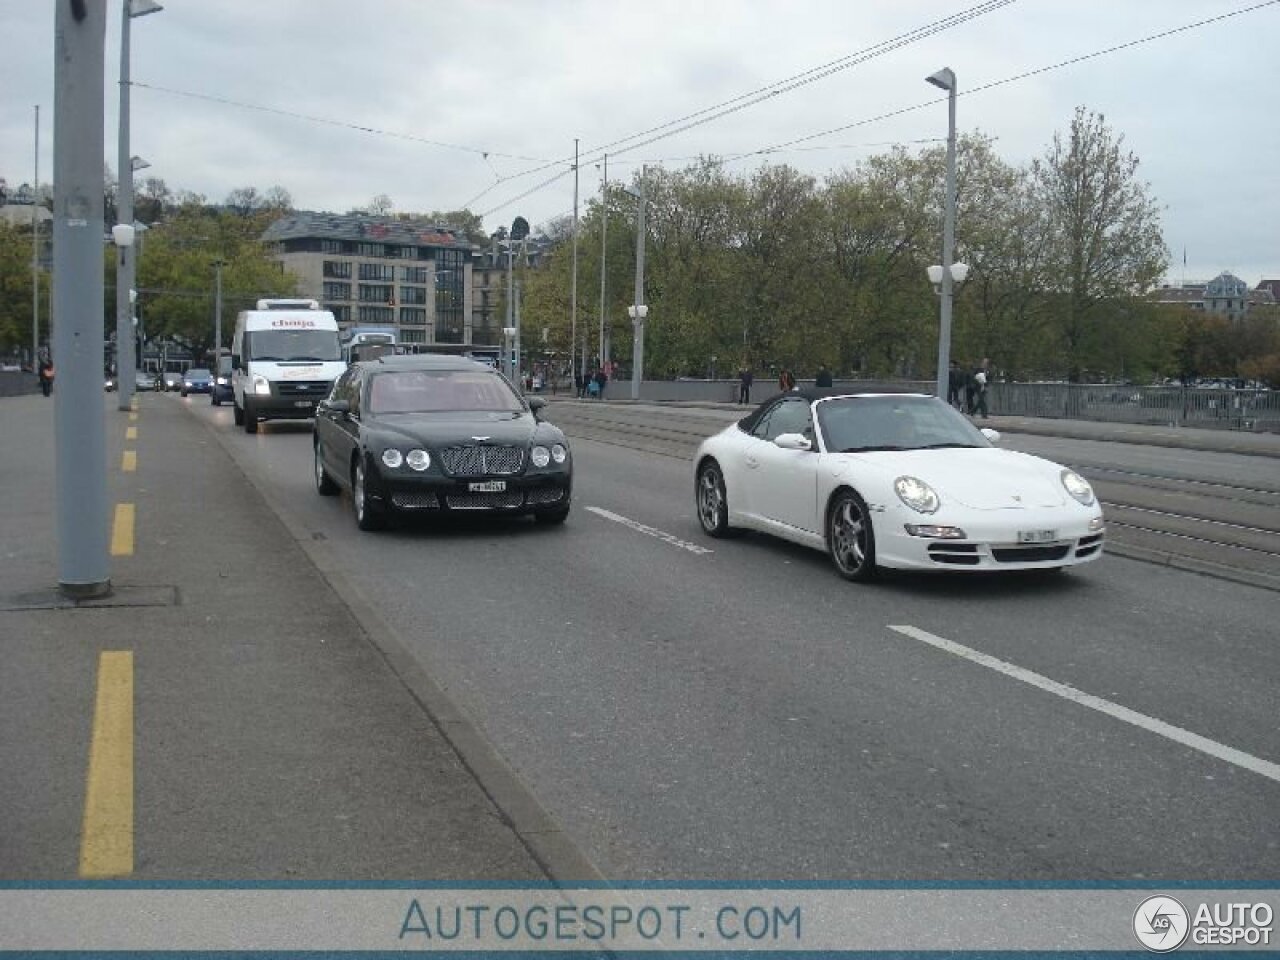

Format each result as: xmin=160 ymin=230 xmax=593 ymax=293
xmin=469 ymin=481 xmax=506 ymax=492
xmin=1018 ymin=529 xmax=1057 ymax=543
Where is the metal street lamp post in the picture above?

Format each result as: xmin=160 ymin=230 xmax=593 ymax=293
xmin=926 ymin=66 xmax=957 ymax=401
xmin=115 ymin=0 xmax=163 ymax=410
xmin=627 ymin=168 xmax=647 ymax=401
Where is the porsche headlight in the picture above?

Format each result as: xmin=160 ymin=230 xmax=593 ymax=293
xmin=251 ymin=374 xmax=271 ymax=396
xmin=406 ymin=449 xmax=430 ymax=471
xmin=530 ymin=445 xmax=551 ymax=468
xmin=894 ymin=476 xmax=940 ymax=514
xmin=551 ymin=443 xmax=567 ymax=464
xmin=381 ymin=448 xmax=404 ymax=469
xmin=1060 ymin=469 xmax=1095 ymax=506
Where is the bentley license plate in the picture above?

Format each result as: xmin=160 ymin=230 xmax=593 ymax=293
xmin=1018 ymin=529 xmax=1057 ymax=543
xmin=469 ymin=481 xmax=506 ymax=492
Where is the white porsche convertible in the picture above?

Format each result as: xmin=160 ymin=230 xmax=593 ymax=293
xmin=693 ymin=389 xmax=1105 ymax=581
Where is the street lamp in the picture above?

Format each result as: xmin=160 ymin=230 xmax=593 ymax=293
xmin=624 ymin=169 xmax=647 ymax=401
xmin=116 ymin=0 xmax=163 ymax=410
xmin=926 ymin=66 xmax=957 ymax=402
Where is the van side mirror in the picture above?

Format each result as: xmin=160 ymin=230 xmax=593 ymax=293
xmin=231 ymin=354 xmax=241 ymax=369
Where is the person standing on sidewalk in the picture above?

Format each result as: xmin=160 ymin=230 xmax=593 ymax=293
xmin=38 ymin=355 xmax=54 ymax=397
xmin=972 ymin=358 xmax=991 ymax=419
xmin=738 ymin=365 xmax=753 ymax=404
xmin=815 ymin=364 xmax=833 ymax=388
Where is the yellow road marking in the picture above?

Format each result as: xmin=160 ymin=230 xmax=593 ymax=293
xmin=126 ymin=426 xmax=137 ymax=440
xmin=129 ymin=411 xmax=138 ymax=422
xmin=79 ymin=651 xmax=134 ymax=878
xmin=121 ymin=451 xmax=136 ymax=473
xmin=110 ymin=503 xmax=135 ymax=556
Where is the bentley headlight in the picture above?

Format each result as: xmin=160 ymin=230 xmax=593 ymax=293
xmin=551 ymin=443 xmax=567 ymax=464
xmin=1061 ymin=469 xmax=1095 ymax=506
xmin=894 ymin=476 xmax=940 ymax=514
xmin=406 ymin=449 xmax=430 ymax=471
xmin=530 ymin=445 xmax=551 ymax=468
xmin=251 ymin=374 xmax=271 ymax=396
xmin=381 ymin=448 xmax=404 ymax=469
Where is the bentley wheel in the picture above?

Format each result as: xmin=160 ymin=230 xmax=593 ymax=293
xmin=352 ymin=460 xmax=384 ymax=531
xmin=827 ymin=489 xmax=877 ymax=582
xmin=535 ymin=506 xmax=570 ymax=525
xmin=233 ymin=402 xmax=244 ymax=425
xmin=314 ymin=442 xmax=337 ymax=496
xmin=696 ymin=460 xmax=732 ymax=537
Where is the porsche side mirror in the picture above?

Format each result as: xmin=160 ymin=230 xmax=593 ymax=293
xmin=774 ymin=432 xmax=812 ymax=451
xmin=981 ymin=427 xmax=1001 ymax=443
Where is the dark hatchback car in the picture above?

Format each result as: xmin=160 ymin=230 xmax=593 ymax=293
xmin=313 ymin=354 xmax=572 ymax=530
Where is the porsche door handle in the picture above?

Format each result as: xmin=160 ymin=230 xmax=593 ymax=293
xmin=745 ymin=456 xmax=759 ymax=469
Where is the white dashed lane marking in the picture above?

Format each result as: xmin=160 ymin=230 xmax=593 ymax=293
xmin=585 ymin=506 xmax=713 ymax=556
xmin=889 ymin=624 xmax=1280 ymax=785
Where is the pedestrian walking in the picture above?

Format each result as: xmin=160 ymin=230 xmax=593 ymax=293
xmin=972 ymin=357 xmax=991 ymax=419
xmin=815 ymin=364 xmax=833 ymax=388
xmin=576 ymin=371 xmax=587 ymax=398
xmin=947 ymin=360 xmax=964 ymax=409
xmin=779 ymin=369 xmax=797 ymax=392
xmin=38 ymin=356 xmax=54 ymax=397
xmin=737 ymin=365 xmax=753 ymax=404
xmin=593 ymin=368 xmax=608 ymax=400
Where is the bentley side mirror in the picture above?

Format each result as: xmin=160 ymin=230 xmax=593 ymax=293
xmin=527 ymin=396 xmax=547 ymax=418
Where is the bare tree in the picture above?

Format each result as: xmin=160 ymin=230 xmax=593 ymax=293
xmin=262 ymin=185 xmax=293 ymax=212
xmin=224 ymin=186 xmax=263 ymax=217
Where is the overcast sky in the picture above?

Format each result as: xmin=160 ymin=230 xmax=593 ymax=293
xmin=2 ymin=0 xmax=1276 ymax=284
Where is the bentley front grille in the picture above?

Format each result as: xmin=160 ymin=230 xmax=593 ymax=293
xmin=440 ymin=444 xmax=525 ymax=477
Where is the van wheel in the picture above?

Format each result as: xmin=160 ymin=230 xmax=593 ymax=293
xmin=232 ymin=402 xmax=244 ymax=425
xmin=243 ymin=402 xmax=257 ymax=434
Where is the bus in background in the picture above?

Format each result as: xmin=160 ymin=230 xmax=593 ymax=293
xmin=399 ymin=342 xmax=501 ymax=368
xmin=341 ymin=326 xmax=398 ymax=364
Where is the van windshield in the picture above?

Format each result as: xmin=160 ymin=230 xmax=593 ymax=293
xmin=245 ymin=330 xmax=341 ymax=362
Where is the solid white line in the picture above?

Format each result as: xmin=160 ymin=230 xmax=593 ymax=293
xmin=585 ymin=506 xmax=713 ymax=555
xmin=888 ymin=624 xmax=1280 ymax=785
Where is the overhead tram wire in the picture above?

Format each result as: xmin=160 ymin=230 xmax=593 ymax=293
xmin=478 ymin=0 xmax=1277 ymax=222
xmin=740 ymin=0 xmax=1280 ymax=160
xmin=129 ymin=81 xmax=554 ymax=163
xmin=472 ymin=0 xmax=1018 ymax=217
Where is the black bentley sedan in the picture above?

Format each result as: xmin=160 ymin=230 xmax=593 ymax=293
xmin=313 ymin=354 xmax=572 ymax=530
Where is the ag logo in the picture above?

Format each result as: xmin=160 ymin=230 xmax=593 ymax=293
xmin=1133 ymin=895 xmax=1190 ymax=952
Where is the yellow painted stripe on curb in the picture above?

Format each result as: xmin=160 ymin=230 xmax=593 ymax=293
xmin=126 ymin=426 xmax=137 ymax=440
xmin=121 ymin=451 xmax=137 ymax=473
xmin=129 ymin=411 xmax=138 ymax=422
xmin=111 ymin=503 xmax=135 ymax=556
xmin=79 ymin=651 xmax=134 ymax=877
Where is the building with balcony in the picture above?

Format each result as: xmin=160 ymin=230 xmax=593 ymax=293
xmin=261 ymin=212 xmax=475 ymax=348
xmin=1149 ymin=271 xmax=1276 ymax=319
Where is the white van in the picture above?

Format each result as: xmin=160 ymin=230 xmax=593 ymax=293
xmin=230 ymin=299 xmax=345 ymax=434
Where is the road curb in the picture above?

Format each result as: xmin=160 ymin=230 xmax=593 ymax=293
xmin=1103 ymin=541 xmax=1280 ymax=593
xmin=193 ymin=402 xmax=606 ymax=886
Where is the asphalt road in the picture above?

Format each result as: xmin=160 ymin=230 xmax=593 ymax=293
xmin=188 ymin=395 xmax=1280 ymax=881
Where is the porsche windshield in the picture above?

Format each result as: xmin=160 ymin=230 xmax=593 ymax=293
xmin=367 ymin=370 xmax=524 ymax=415
xmin=244 ymin=329 xmax=341 ymax=362
xmin=816 ymin=395 xmax=991 ymax=452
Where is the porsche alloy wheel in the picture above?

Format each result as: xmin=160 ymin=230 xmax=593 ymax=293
xmin=352 ymin=459 xmax=383 ymax=531
xmin=828 ymin=489 xmax=876 ymax=581
xmin=696 ymin=461 xmax=732 ymax=537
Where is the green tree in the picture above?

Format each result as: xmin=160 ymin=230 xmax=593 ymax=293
xmin=1032 ymin=107 xmax=1168 ymax=380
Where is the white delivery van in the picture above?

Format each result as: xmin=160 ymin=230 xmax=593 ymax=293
xmin=230 ymin=299 xmax=345 ymax=434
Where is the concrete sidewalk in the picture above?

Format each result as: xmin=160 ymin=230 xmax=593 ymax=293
xmin=0 ymin=392 xmax=569 ymax=881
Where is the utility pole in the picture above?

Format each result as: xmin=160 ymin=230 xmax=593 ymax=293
xmin=212 ymin=259 xmax=224 ymax=366
xmin=31 ymin=105 xmax=40 ymax=367
xmin=53 ymin=0 xmax=110 ymax=597
xmin=598 ymin=153 xmax=607 ymax=369
xmin=629 ymin=167 xmax=647 ymax=402
xmin=115 ymin=0 xmax=134 ymax=411
xmin=570 ymin=137 xmax=579 ymax=383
